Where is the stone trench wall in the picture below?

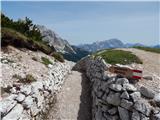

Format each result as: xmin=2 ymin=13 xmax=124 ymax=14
xmin=0 ymin=61 xmax=71 ymax=120
xmin=74 ymin=56 xmax=160 ymax=120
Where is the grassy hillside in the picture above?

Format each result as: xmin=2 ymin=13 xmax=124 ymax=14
xmin=94 ymin=49 xmax=143 ymax=65
xmin=133 ymin=46 xmax=160 ymax=53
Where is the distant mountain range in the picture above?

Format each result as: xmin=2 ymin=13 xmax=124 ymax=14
xmin=37 ymin=25 xmax=90 ymax=62
xmin=78 ymin=38 xmax=158 ymax=52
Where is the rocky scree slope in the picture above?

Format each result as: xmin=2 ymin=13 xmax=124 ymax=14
xmin=73 ymin=56 xmax=160 ymax=120
xmin=0 ymin=46 xmax=74 ymax=120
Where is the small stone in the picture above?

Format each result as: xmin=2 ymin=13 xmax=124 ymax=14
xmin=22 ymin=96 xmax=33 ymax=109
xmin=20 ymin=85 xmax=31 ymax=95
xmin=116 ymin=78 xmax=129 ymax=85
xmin=15 ymin=93 xmax=25 ymax=102
xmin=118 ymin=106 xmax=130 ymax=120
xmin=121 ymin=91 xmax=130 ymax=99
xmin=2 ymin=104 xmax=23 ymax=120
xmin=143 ymin=76 xmax=153 ymax=80
xmin=108 ymin=107 xmax=117 ymax=115
xmin=123 ymin=84 xmax=137 ymax=92
xmin=134 ymin=100 xmax=151 ymax=116
xmin=130 ymin=92 xmax=141 ymax=102
xmin=120 ymin=99 xmax=133 ymax=110
xmin=140 ymin=86 xmax=155 ymax=99
xmin=48 ymin=64 xmax=53 ymax=68
xmin=152 ymin=112 xmax=160 ymax=120
xmin=131 ymin=111 xmax=140 ymax=120
xmin=107 ymin=92 xmax=121 ymax=106
xmin=109 ymin=84 xmax=122 ymax=92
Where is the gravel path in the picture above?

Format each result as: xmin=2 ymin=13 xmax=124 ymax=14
xmin=119 ymin=48 xmax=160 ymax=92
xmin=47 ymin=71 xmax=92 ymax=120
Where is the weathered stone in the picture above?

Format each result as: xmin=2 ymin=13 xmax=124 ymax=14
xmin=20 ymin=85 xmax=31 ymax=95
xmin=118 ymin=106 xmax=130 ymax=120
xmin=108 ymin=107 xmax=117 ymax=115
xmin=123 ymin=84 xmax=137 ymax=92
xmin=154 ymin=93 xmax=160 ymax=107
xmin=2 ymin=104 xmax=23 ymax=120
xmin=107 ymin=92 xmax=121 ymax=106
xmin=130 ymin=92 xmax=141 ymax=102
xmin=22 ymin=96 xmax=33 ymax=109
xmin=30 ymin=102 xmax=40 ymax=116
xmin=134 ymin=101 xmax=151 ymax=116
xmin=152 ymin=112 xmax=160 ymax=120
xmin=0 ymin=99 xmax=17 ymax=116
xmin=109 ymin=84 xmax=122 ymax=92
xmin=120 ymin=99 xmax=133 ymax=110
xmin=104 ymin=113 xmax=119 ymax=120
xmin=140 ymin=113 xmax=150 ymax=120
xmin=140 ymin=86 xmax=155 ymax=99
xmin=121 ymin=91 xmax=130 ymax=99
xmin=15 ymin=93 xmax=25 ymax=102
xmin=131 ymin=111 xmax=140 ymax=120
xmin=116 ymin=78 xmax=129 ymax=85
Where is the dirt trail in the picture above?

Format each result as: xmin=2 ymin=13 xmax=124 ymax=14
xmin=47 ymin=71 xmax=92 ymax=120
xmin=119 ymin=48 xmax=160 ymax=92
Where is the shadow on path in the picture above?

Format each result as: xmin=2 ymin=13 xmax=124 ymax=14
xmin=77 ymin=73 xmax=92 ymax=120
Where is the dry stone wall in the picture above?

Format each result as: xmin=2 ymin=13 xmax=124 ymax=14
xmin=74 ymin=56 xmax=160 ymax=120
xmin=0 ymin=61 xmax=72 ymax=120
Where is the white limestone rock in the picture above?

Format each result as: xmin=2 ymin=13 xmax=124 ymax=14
xmin=20 ymin=85 xmax=31 ymax=95
xmin=116 ymin=78 xmax=129 ymax=85
xmin=123 ymin=84 xmax=137 ymax=92
xmin=15 ymin=93 xmax=25 ymax=102
xmin=22 ymin=96 xmax=33 ymax=109
xmin=109 ymin=84 xmax=122 ymax=92
xmin=2 ymin=104 xmax=23 ymax=120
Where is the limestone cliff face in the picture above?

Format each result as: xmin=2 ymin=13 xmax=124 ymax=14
xmin=37 ymin=25 xmax=75 ymax=54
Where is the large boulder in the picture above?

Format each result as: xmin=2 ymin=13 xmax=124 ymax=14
xmin=140 ymin=86 xmax=155 ymax=99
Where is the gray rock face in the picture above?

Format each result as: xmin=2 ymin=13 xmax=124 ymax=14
xmin=140 ymin=86 xmax=155 ymax=99
xmin=130 ymin=92 xmax=141 ymax=102
xmin=2 ymin=104 xmax=23 ymax=120
xmin=121 ymin=91 xmax=130 ymax=99
xmin=118 ymin=107 xmax=130 ymax=120
xmin=120 ymin=99 xmax=133 ymax=110
xmin=123 ymin=84 xmax=137 ymax=92
xmin=108 ymin=107 xmax=117 ymax=115
xmin=134 ymin=101 xmax=151 ymax=116
xmin=107 ymin=92 xmax=121 ymax=106
xmin=109 ymin=84 xmax=122 ymax=92
xmin=131 ymin=111 xmax=140 ymax=120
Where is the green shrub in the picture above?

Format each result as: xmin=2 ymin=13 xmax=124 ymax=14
xmin=51 ymin=52 xmax=64 ymax=63
xmin=41 ymin=57 xmax=52 ymax=66
xmin=94 ymin=49 xmax=143 ymax=65
xmin=133 ymin=46 xmax=160 ymax=53
xmin=13 ymin=74 xmax=36 ymax=83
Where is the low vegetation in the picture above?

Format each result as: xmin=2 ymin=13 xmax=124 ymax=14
xmin=13 ymin=74 xmax=36 ymax=83
xmin=51 ymin=52 xmax=65 ymax=63
xmin=133 ymin=46 xmax=160 ymax=53
xmin=41 ymin=57 xmax=53 ymax=66
xmin=94 ymin=49 xmax=143 ymax=65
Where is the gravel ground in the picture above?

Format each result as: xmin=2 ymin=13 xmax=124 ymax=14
xmin=118 ymin=48 xmax=160 ymax=92
xmin=46 ymin=71 xmax=92 ymax=120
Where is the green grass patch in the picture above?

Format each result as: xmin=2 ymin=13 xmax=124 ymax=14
xmin=94 ymin=49 xmax=143 ymax=65
xmin=41 ymin=57 xmax=53 ymax=66
xmin=133 ymin=46 xmax=160 ymax=53
xmin=13 ymin=74 xmax=36 ymax=83
xmin=51 ymin=52 xmax=64 ymax=63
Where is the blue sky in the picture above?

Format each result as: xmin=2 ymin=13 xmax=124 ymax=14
xmin=1 ymin=1 xmax=159 ymax=45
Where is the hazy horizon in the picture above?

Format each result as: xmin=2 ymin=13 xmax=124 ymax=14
xmin=1 ymin=1 xmax=159 ymax=46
